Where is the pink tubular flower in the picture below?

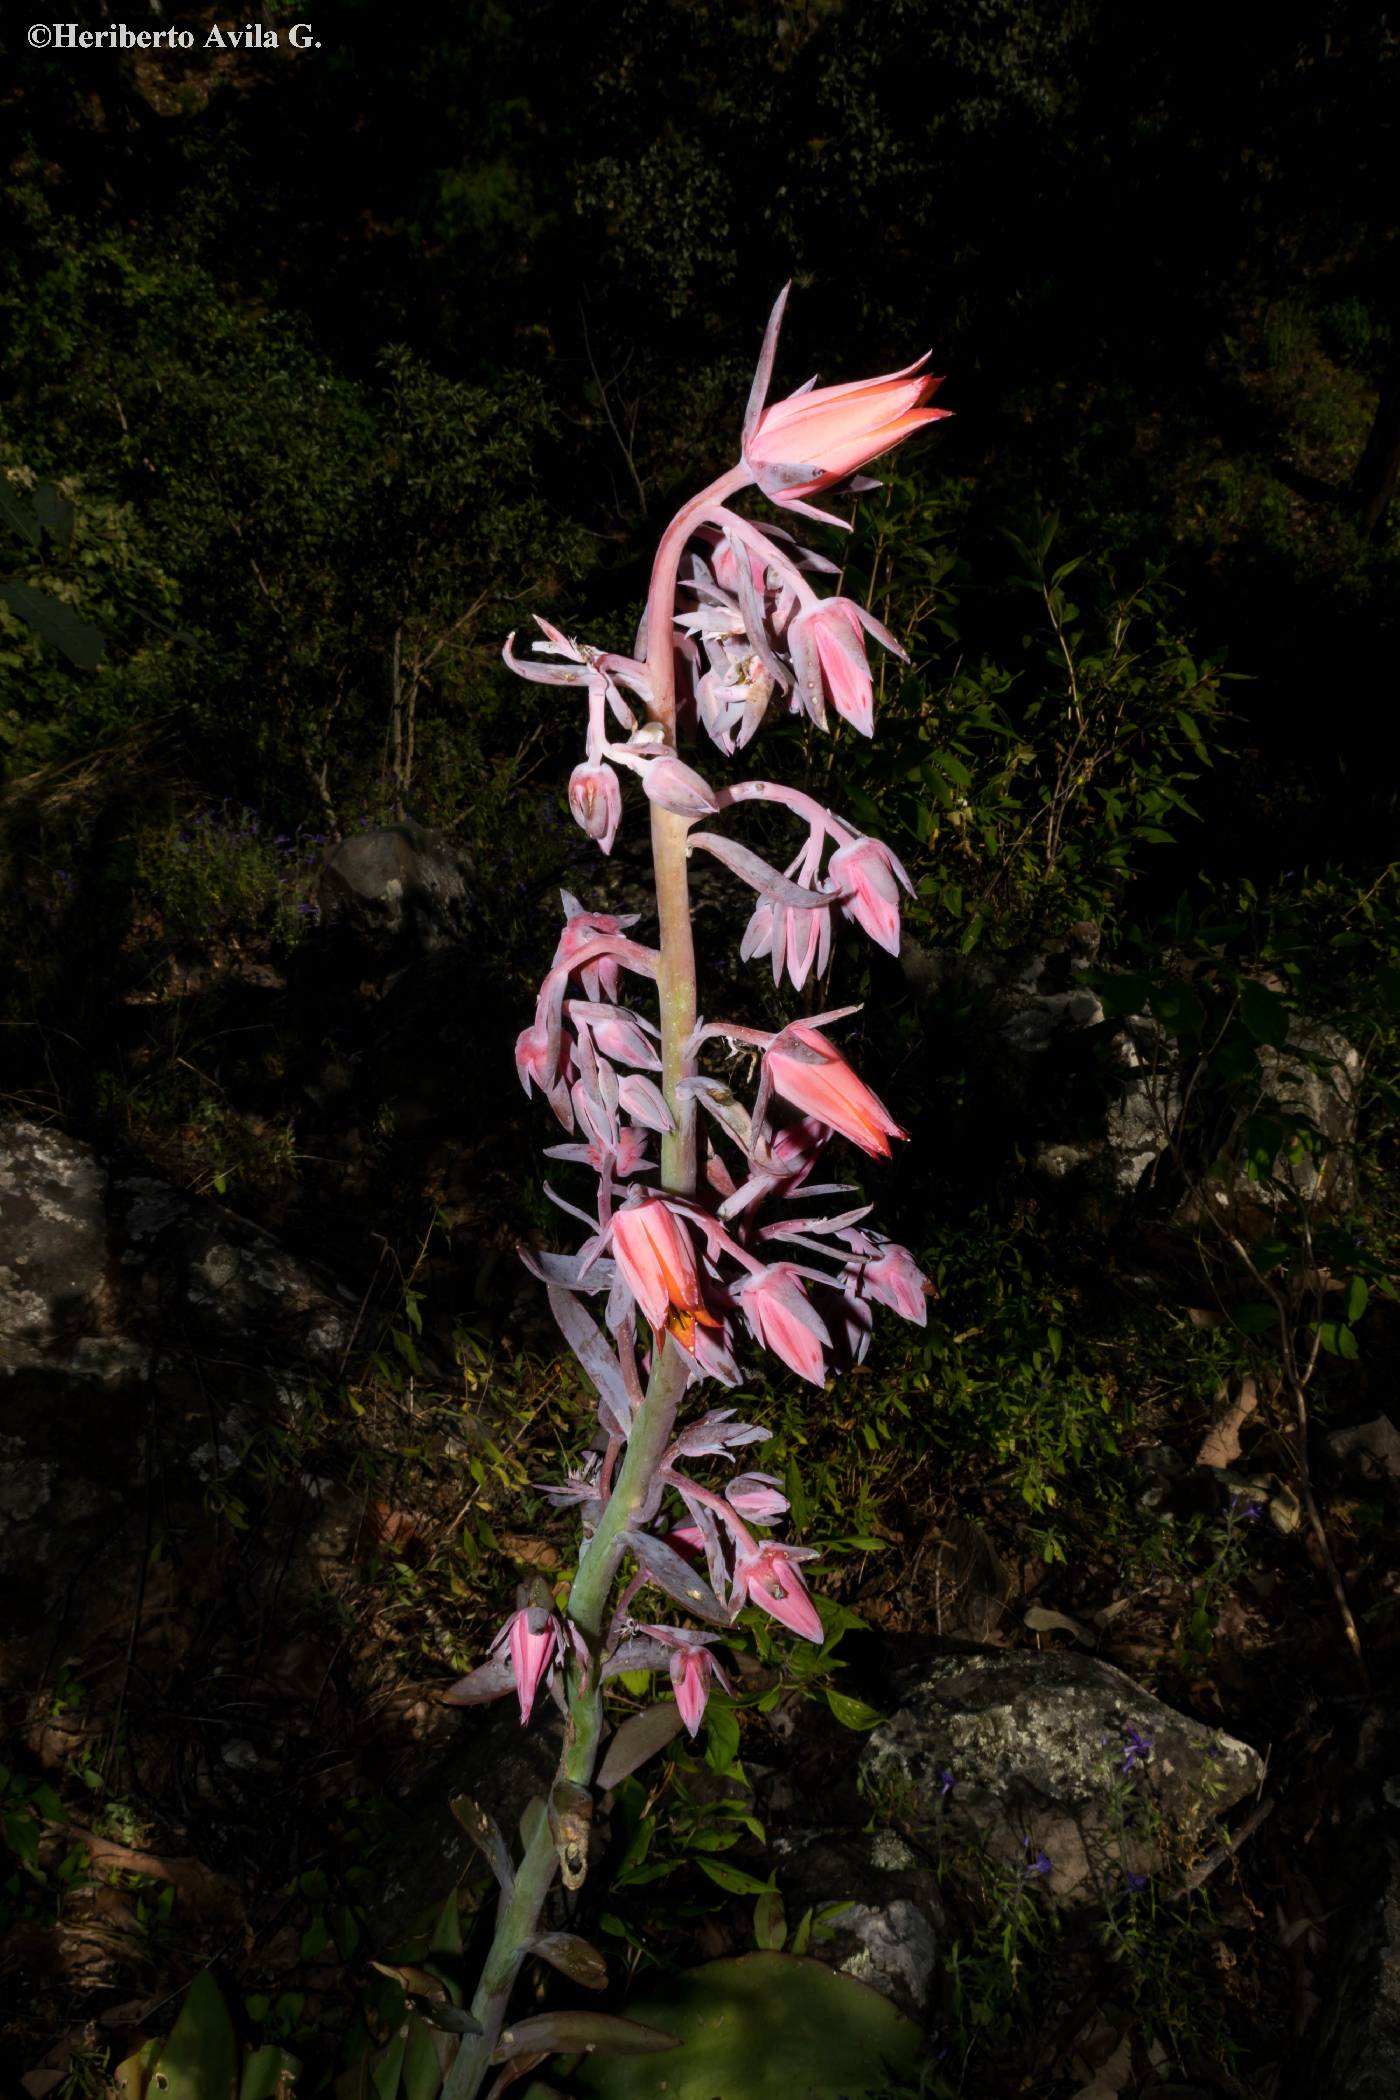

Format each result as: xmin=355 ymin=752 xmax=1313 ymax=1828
xmin=638 ymin=1626 xmax=732 ymax=1737
xmin=671 ymin=1645 xmax=720 ymax=1735
xmin=849 ymin=1238 xmax=935 ymax=1326
xmin=743 ymin=291 xmax=948 ymax=506
xmin=727 ymin=1472 xmax=791 ymax=1523
xmin=492 ymin=1606 xmax=558 ymax=1727
xmin=568 ymin=762 xmax=622 ymax=855
xmin=612 ymin=1198 xmax=718 ymax=1343
xmin=788 ymin=598 xmax=908 ymax=738
xmin=734 ymin=1263 xmax=830 ymax=1387
xmin=765 ymin=1023 xmax=907 ymax=1159
xmin=617 ymin=1073 xmax=674 ymax=1135
xmin=828 ymin=835 xmax=915 ymax=956
xmin=733 ymin=1538 xmax=824 ymax=1643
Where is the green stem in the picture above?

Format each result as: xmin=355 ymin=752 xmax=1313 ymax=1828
xmin=442 ymin=465 xmax=748 ymax=2100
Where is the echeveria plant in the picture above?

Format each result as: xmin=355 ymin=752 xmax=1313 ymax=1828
xmin=440 ymin=287 xmax=947 ymax=2098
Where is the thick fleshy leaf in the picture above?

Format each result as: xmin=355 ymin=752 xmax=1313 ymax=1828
xmin=728 ymin=531 xmax=792 ymax=693
xmin=547 ymin=1286 xmax=634 ymax=1438
xmin=526 ymin=1933 xmax=610 ymax=1992
xmin=622 ymin=1530 xmax=730 ymax=1624
xmin=450 ymin=1795 xmax=516 ymax=1894
xmin=492 ymin=2014 xmax=677 ymax=2064
xmin=600 ymin=1635 xmax=674 ymax=1680
xmin=149 ymin=1971 xmax=237 ymax=2100
xmin=596 ymin=1702 xmax=687 ymax=1789
xmin=571 ymin=1954 xmax=922 ymax=2100
xmin=502 ymin=630 xmax=589 ymax=686
xmin=689 ymin=832 xmax=831 ymax=909
xmin=617 ymin=1073 xmax=674 ymax=1134
xmin=677 ymin=1075 xmax=754 ymax=1153
xmin=640 ymin=756 xmax=719 ymax=819
xmin=442 ymin=1654 xmax=516 ymax=1706
xmin=518 ymin=1244 xmax=616 ymax=1295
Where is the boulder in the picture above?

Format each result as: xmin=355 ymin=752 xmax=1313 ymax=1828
xmin=861 ymin=1649 xmax=1264 ymax=1906
xmin=900 ymin=935 xmax=1361 ymax=1212
xmin=0 ymin=1117 xmax=359 ymax=1678
xmin=318 ymin=821 xmax=474 ymax=955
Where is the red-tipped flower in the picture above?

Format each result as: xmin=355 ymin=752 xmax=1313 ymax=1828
xmin=734 ymin=1263 xmax=831 ymax=1387
xmin=568 ymin=761 xmax=622 ymax=855
xmin=829 ymin=835 xmax=915 ymax=956
xmin=765 ymin=1022 xmax=907 ymax=1159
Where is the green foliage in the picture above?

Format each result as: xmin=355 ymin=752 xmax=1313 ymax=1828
xmin=1 ymin=203 xmax=589 ymax=825
xmin=571 ymin=1953 xmax=925 ymax=2100
xmin=134 ymin=804 xmax=324 ymax=947
xmin=839 ymin=484 xmax=1234 ymax=952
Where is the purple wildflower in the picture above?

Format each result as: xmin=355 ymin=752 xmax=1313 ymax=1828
xmin=1121 ymin=1727 xmax=1153 ymax=1775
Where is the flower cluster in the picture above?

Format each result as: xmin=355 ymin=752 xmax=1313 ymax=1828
xmin=450 ymin=287 xmax=946 ymax=1742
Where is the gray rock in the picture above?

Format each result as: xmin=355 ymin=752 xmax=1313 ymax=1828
xmin=900 ymin=936 xmax=1361 ymax=1211
xmin=767 ymin=1825 xmax=943 ymax=2019
xmin=0 ymin=1117 xmax=360 ymax=1674
xmin=319 ymin=821 xmax=474 ymax=954
xmin=861 ymin=1650 xmax=1263 ymax=1905
xmin=1326 ymin=1416 xmax=1400 ymax=1490
xmin=1310 ymin=1833 xmax=1400 ymax=2097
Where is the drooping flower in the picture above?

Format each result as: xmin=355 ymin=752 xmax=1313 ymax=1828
xmin=764 ymin=1022 xmax=907 ymax=1159
xmin=726 ymin=1472 xmax=791 ymax=1523
xmin=611 ymin=1198 xmax=718 ymax=1344
xmin=845 ymin=1235 xmax=934 ymax=1325
xmin=732 ymin=1537 xmax=824 ymax=1643
xmin=491 ymin=1605 xmax=559 ymax=1727
xmin=828 ymin=835 xmax=915 ymax=956
xmin=568 ymin=761 xmax=623 ymax=855
xmin=638 ymin=1625 xmax=732 ymax=1737
xmin=733 ymin=1263 xmax=831 ymax=1387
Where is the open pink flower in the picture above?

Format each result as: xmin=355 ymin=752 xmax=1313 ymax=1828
xmin=743 ymin=288 xmax=948 ymax=510
xmin=567 ymin=762 xmax=622 ymax=855
xmin=829 ymin=835 xmax=914 ymax=956
xmin=612 ymin=1197 xmax=718 ymax=1345
xmin=734 ymin=1263 xmax=830 ymax=1387
xmin=765 ymin=1022 xmax=907 ymax=1159
xmin=732 ymin=1538 xmax=824 ymax=1643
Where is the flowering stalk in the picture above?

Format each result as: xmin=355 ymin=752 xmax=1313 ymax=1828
xmin=440 ymin=289 xmax=947 ymax=2099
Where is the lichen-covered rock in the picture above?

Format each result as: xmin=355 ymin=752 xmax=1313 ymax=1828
xmin=861 ymin=1650 xmax=1263 ymax=1905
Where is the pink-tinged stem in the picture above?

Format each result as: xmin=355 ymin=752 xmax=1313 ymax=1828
xmin=645 ymin=465 xmax=750 ymax=1196
xmin=662 ymin=1471 xmax=758 ymax=1552
xmin=712 ymin=777 xmax=856 ymax=844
